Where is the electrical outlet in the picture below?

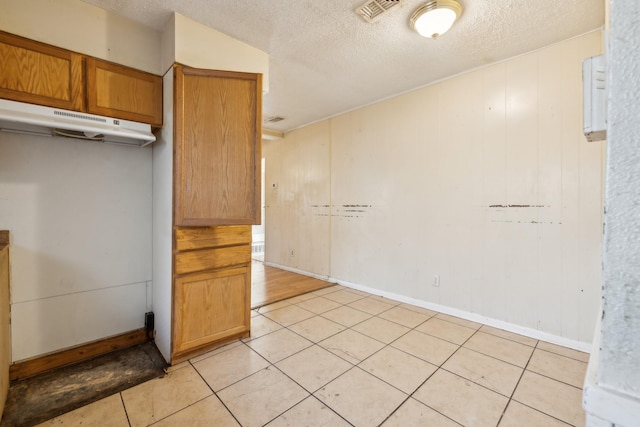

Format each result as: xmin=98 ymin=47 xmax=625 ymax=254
xmin=432 ymin=275 xmax=440 ymax=287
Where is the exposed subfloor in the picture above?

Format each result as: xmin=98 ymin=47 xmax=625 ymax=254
xmin=1 ymin=341 xmax=166 ymax=427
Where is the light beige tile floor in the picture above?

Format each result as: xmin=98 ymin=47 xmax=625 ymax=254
xmin=39 ymin=285 xmax=589 ymax=427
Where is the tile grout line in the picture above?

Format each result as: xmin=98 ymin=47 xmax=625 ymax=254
xmin=379 ymin=311 xmax=483 ymax=424
xmin=199 ymin=341 xmax=273 ymax=394
xmin=523 ymin=369 xmax=585 ymax=391
xmin=265 ymin=290 xmax=588 ymax=406
xmin=130 ymin=362 xmax=230 ymax=427
xmin=494 ymin=339 xmax=541 ymax=426
xmin=236 ymin=310 xmax=361 ymax=427
xmin=417 ymin=325 xmax=490 ymax=419
xmin=507 ymin=400 xmax=576 ymax=427
xmin=398 ymin=322 xmax=540 ymax=400
xmin=509 ymin=343 xmax=587 ymax=425
xmin=263 ymin=363 xmax=357 ymax=427
xmin=219 ymin=290 xmax=586 ymax=426
xmin=188 ymin=343 xmax=273 ymax=427
xmin=118 ymin=392 xmax=133 ymax=427
xmin=269 ymin=296 xmax=437 ymax=425
xmin=320 ymin=304 xmax=439 ymax=367
xmin=456 ymin=343 xmax=533 ymax=370
xmin=534 ymin=346 xmax=590 ymax=364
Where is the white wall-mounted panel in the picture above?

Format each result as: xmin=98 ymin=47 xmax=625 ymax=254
xmin=11 ymin=281 xmax=147 ymax=361
xmin=0 ymin=135 xmax=152 ymax=303
xmin=0 ymin=131 xmax=152 ymax=361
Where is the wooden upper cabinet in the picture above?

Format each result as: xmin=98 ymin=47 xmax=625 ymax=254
xmin=86 ymin=58 xmax=162 ymax=127
xmin=174 ymin=65 xmax=262 ymax=226
xmin=0 ymin=31 xmax=84 ymax=111
xmin=0 ymin=31 xmax=162 ymax=127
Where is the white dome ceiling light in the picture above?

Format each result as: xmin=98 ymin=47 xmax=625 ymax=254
xmin=410 ymin=0 xmax=463 ymax=39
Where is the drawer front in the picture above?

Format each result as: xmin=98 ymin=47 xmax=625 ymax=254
xmin=175 ymin=244 xmax=251 ymax=276
xmin=175 ymin=225 xmax=251 ymax=252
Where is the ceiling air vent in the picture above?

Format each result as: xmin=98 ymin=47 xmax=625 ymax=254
xmin=356 ymin=0 xmax=401 ymax=23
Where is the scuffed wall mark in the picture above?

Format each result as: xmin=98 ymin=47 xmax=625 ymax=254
xmin=526 ymin=221 xmax=562 ymax=224
xmin=328 ymin=203 xmax=372 ymax=220
xmin=490 ymin=220 xmax=561 ymax=224
xmin=310 ymin=204 xmax=331 ymax=217
xmin=487 ymin=204 xmax=549 ymax=208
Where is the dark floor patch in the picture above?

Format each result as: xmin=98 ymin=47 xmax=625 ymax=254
xmin=1 ymin=341 xmax=167 ymax=427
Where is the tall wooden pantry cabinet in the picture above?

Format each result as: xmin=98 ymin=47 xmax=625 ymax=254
xmin=153 ymin=64 xmax=262 ymax=363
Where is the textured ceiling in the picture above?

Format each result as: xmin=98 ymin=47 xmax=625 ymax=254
xmin=81 ymin=0 xmax=604 ymax=133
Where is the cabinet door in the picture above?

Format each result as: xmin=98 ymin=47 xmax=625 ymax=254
xmin=0 ymin=31 xmax=83 ymax=111
xmin=85 ymin=58 xmax=162 ymax=127
xmin=174 ymin=65 xmax=262 ymax=226
xmin=173 ymin=266 xmax=250 ymax=355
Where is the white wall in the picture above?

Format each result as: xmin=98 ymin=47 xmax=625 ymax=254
xmin=161 ymin=13 xmax=270 ymax=91
xmin=266 ymin=31 xmax=604 ymax=346
xmin=265 ymin=121 xmax=332 ymax=277
xmin=0 ymin=0 xmax=161 ymax=74
xmin=0 ymin=0 xmax=158 ymax=361
xmin=0 ymin=134 xmax=152 ymax=361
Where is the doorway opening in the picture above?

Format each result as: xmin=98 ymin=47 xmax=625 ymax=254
xmin=251 ymin=158 xmax=266 ymax=262
xmin=250 ymin=157 xmax=334 ymax=308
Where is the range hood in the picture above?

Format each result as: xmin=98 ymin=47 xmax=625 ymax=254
xmin=0 ymin=99 xmax=156 ymax=147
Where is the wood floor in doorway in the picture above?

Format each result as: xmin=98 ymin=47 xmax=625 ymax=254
xmin=251 ymin=260 xmax=333 ymax=309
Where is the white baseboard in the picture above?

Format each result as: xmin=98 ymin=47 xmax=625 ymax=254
xmin=333 ymin=277 xmax=592 ymax=353
xmin=263 ymin=261 xmax=334 ymax=283
xmin=261 ymin=263 xmax=592 ymax=353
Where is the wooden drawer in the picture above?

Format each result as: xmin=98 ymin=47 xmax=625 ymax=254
xmin=175 ymin=244 xmax=251 ymax=276
xmin=174 ymin=225 xmax=251 ymax=252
